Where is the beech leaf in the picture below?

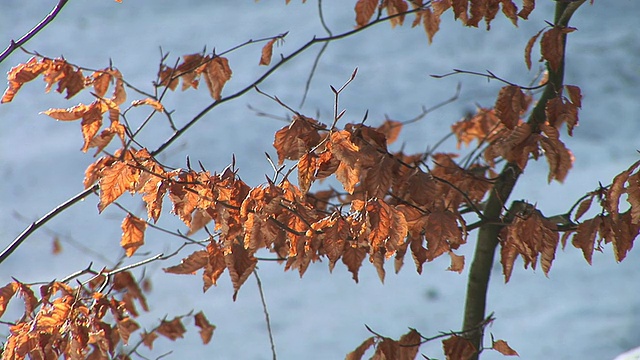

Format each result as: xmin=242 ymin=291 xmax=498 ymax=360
xmin=194 ymin=311 xmax=216 ymax=345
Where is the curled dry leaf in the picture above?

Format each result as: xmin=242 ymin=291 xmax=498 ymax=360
xmin=131 ymin=98 xmax=165 ymax=112
xmin=259 ymin=38 xmax=277 ymax=66
xmin=0 ymin=282 xmax=19 ymax=318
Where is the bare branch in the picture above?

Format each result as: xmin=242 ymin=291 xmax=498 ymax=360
xmin=0 ymin=0 xmax=70 ymax=65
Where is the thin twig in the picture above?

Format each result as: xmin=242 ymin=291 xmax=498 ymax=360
xmin=0 ymin=0 xmax=69 ymax=64
xmin=299 ymin=0 xmax=333 ymax=108
xmin=254 ymin=269 xmax=277 ymax=360
xmin=0 ymin=186 xmax=97 ymax=266
xmin=151 ymin=7 xmax=425 ymax=156
xmin=431 ymin=69 xmax=547 ymax=91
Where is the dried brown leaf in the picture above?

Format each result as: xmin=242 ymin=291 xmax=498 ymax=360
xmin=518 ymin=0 xmax=535 ymax=19
xmin=343 ymin=244 xmax=367 ymax=282
xmin=493 ymin=339 xmax=519 ymax=356
xmin=203 ymin=57 xmax=232 ymax=101
xmin=0 ymin=282 xmax=19 ymax=318
xmin=98 ymin=160 xmax=139 ymax=212
xmin=443 ymin=335 xmax=476 ymax=360
xmin=260 ymin=38 xmax=277 ymax=66
xmin=120 ymin=214 xmax=146 ymax=257
xmin=346 ymin=337 xmax=375 ymax=360
xmin=117 ymin=317 xmax=140 ymax=345
xmin=1 ymin=57 xmax=49 ymax=103
xmin=355 ymin=0 xmax=378 ymax=28
xmin=194 ymin=311 xmax=216 ymax=344
xmin=541 ymin=26 xmax=576 ymax=72
xmin=164 ymin=250 xmax=209 ymax=275
xmin=447 ymin=251 xmax=465 ymax=273
xmin=225 ymin=242 xmax=258 ymax=301
xmin=524 ymin=28 xmax=544 ymax=70
xmin=156 ymin=317 xmax=186 ymax=341
xmin=131 ymin=98 xmax=165 ymax=112
xmin=495 ymin=85 xmax=525 ymax=130
xmin=501 ymin=0 xmax=518 ymax=26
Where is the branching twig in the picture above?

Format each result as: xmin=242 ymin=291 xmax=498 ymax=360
xmin=431 ymin=69 xmax=547 ymax=91
xmin=151 ymin=7 xmax=425 ymax=156
xmin=254 ymin=269 xmax=277 ymax=360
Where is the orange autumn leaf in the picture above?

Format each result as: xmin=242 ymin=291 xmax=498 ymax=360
xmin=329 ymin=130 xmax=361 ymax=166
xmin=342 ymin=244 xmax=367 ymax=283
xmin=376 ymin=119 xmax=403 ymax=145
xmin=518 ymin=0 xmax=535 ymax=19
xmin=0 ymin=282 xmax=19 ymax=318
xmin=541 ymin=26 xmax=576 ymax=72
xmin=494 ymin=85 xmax=526 ymax=130
xmin=42 ymin=103 xmax=93 ymax=121
xmin=131 ymin=98 xmax=165 ymax=112
xmin=442 ymin=335 xmax=476 ymax=360
xmin=355 ymin=0 xmax=378 ymax=28
xmin=466 ymin=0 xmax=486 ymax=27
xmin=539 ymin=136 xmax=573 ymax=183
xmin=156 ymin=317 xmax=186 ymax=341
xmin=385 ymin=0 xmax=409 ymax=28
xmin=346 ymin=336 xmax=375 ymax=360
xmin=52 ymin=237 xmax=63 ymax=255
xmin=501 ymin=0 xmax=518 ymax=26
xmin=121 ymin=214 xmax=146 ymax=257
xmin=451 ymin=107 xmax=503 ymax=148
xmin=98 ymin=160 xmax=139 ymax=212
xmin=297 ymin=152 xmax=316 ymax=194
xmin=117 ymin=317 xmax=140 ymax=345
xmin=43 ymin=58 xmax=85 ymax=99
xmin=16 ymin=282 xmax=38 ymax=316
xmin=203 ymin=241 xmax=227 ymax=292
xmin=398 ymin=328 xmax=422 ymax=359
xmin=451 ymin=0 xmax=469 ymax=24
xmin=194 ymin=311 xmax=216 ymax=345
xmin=163 ymin=250 xmax=209 ymax=275
xmin=1 ymin=57 xmax=49 ymax=103
xmin=203 ymin=56 xmax=232 ymax=101
xmin=524 ymin=28 xmax=544 ymax=70
xmin=259 ymin=38 xmax=277 ymax=66
xmin=273 ymin=115 xmax=323 ymax=164
xmin=225 ymin=242 xmax=258 ymax=301
xmin=422 ymin=7 xmax=441 ymax=43
xmin=335 ymin=161 xmax=361 ymax=194
xmin=447 ymin=251 xmax=465 ymax=273
xmin=81 ymin=102 xmax=107 ymax=153
xmin=88 ymin=69 xmax=113 ymax=97
xmin=493 ymin=339 xmax=519 ymax=356
xmin=501 ymin=208 xmax=559 ymax=282
xmin=36 ymin=296 xmax=72 ymax=332
xmin=141 ymin=331 xmax=159 ymax=350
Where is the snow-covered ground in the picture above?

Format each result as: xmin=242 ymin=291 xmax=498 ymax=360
xmin=1 ymin=1 xmax=639 ymax=359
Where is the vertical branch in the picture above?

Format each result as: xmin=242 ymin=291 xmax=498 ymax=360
xmin=254 ymin=269 xmax=277 ymax=360
xmin=461 ymin=1 xmax=586 ymax=358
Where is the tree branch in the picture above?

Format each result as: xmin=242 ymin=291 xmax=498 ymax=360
xmin=0 ymin=0 xmax=69 ymax=65
xmin=461 ymin=1 xmax=585 ymax=358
